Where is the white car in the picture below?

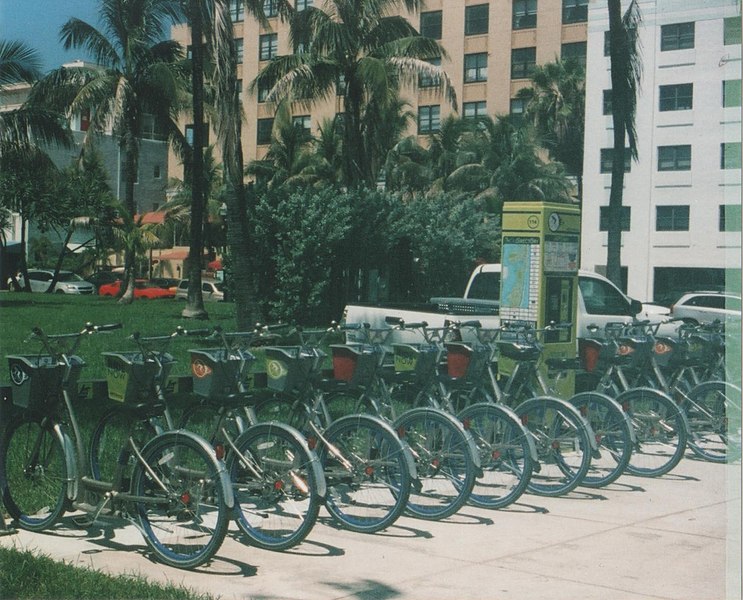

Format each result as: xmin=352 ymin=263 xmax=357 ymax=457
xmin=17 ymin=269 xmax=96 ymax=294
xmin=670 ymin=291 xmax=742 ymax=324
xmin=175 ymin=279 xmax=225 ymax=301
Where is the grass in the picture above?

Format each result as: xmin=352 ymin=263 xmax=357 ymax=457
xmin=0 ymin=546 xmax=216 ymax=600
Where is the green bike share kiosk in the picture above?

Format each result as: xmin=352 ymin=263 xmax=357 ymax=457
xmin=499 ymin=201 xmax=581 ymax=398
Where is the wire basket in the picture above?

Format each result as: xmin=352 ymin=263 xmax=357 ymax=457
xmin=189 ymin=348 xmax=255 ymax=399
xmin=330 ymin=344 xmax=377 ymax=386
xmin=262 ymin=347 xmax=314 ymax=393
xmin=7 ymin=354 xmax=84 ymax=410
xmin=102 ymin=351 xmax=174 ymax=403
xmin=391 ymin=343 xmax=439 ymax=385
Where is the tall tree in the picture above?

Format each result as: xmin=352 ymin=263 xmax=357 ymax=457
xmin=606 ymin=0 xmax=642 ymax=287
xmin=30 ymin=0 xmax=185 ymax=303
xmin=251 ymin=0 xmax=456 ymax=188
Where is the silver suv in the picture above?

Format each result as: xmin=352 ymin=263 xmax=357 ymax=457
xmin=17 ymin=269 xmax=96 ymax=294
xmin=670 ymin=291 xmax=741 ymax=324
xmin=175 ymin=279 xmax=224 ymax=301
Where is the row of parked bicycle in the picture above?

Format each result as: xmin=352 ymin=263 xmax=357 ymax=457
xmin=0 ymin=317 xmax=739 ymax=570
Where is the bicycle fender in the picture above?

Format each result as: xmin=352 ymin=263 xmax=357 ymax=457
xmin=515 ymin=396 xmax=599 ymax=452
xmin=462 ymin=402 xmax=539 ymax=463
xmin=53 ymin=424 xmax=78 ymax=501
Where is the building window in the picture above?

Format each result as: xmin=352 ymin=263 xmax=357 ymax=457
xmin=235 ymin=38 xmax=244 ymax=63
xmin=561 ymin=41 xmax=586 ymax=67
xmin=602 ymin=89 xmax=613 ymax=115
xmin=659 ymin=83 xmax=693 ymax=111
xmin=599 ymin=206 xmax=631 ymax=231
xmin=237 ymin=78 xmax=243 ymax=103
xmin=257 ymin=118 xmax=274 ymax=145
xmin=660 ymin=22 xmax=695 ymax=51
xmin=724 ymin=17 xmax=742 ymax=45
xmin=259 ymin=33 xmax=278 ymax=61
xmin=723 ymin=80 xmax=742 ymax=107
xmin=463 ymin=101 xmax=487 ymax=119
xmin=464 ymin=53 xmax=488 ymax=83
xmin=658 ymin=145 xmax=691 ymax=171
xmin=511 ymin=47 xmax=536 ymax=79
xmin=336 ymin=74 xmax=347 ymax=96
xmin=513 ymin=0 xmax=537 ymax=29
xmin=418 ymin=105 xmax=441 ymax=134
xmin=721 ymin=142 xmax=742 ymax=169
xmin=420 ymin=10 xmax=442 ymax=39
xmin=230 ymin=0 xmax=244 ymax=22
xmin=465 ymin=4 xmax=489 ymax=35
xmin=293 ymin=114 xmax=311 ymax=133
xmin=258 ymin=80 xmax=271 ymax=103
xmin=720 ymin=204 xmax=742 ymax=232
xmin=600 ymin=148 xmax=631 ymax=173
xmin=185 ymin=123 xmax=209 ymax=147
xmin=153 ymin=165 xmax=161 ymax=179
xmin=562 ymin=0 xmax=588 ymax=24
xmin=263 ymin=0 xmax=278 ymax=17
xmin=296 ymin=0 xmax=313 ymax=10
xmin=419 ymin=57 xmax=441 ymax=88
xmin=656 ymin=205 xmax=690 ymax=231
xmin=510 ymin=98 xmax=528 ymax=123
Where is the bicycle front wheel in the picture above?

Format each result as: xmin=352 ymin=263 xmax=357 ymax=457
xmin=321 ymin=414 xmax=412 ymax=533
xmin=394 ymin=407 xmax=478 ymax=520
xmin=131 ymin=431 xmax=230 ymax=569
xmin=0 ymin=415 xmax=70 ymax=531
xmin=229 ymin=422 xmax=323 ymax=551
xmin=458 ymin=402 xmax=533 ymax=509
xmin=681 ymin=381 xmax=740 ymax=463
xmin=514 ymin=397 xmax=593 ymax=497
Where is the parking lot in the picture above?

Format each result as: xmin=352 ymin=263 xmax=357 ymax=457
xmin=2 ymin=454 xmax=740 ymax=600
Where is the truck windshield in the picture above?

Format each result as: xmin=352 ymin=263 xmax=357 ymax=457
xmin=467 ymin=272 xmax=500 ymax=301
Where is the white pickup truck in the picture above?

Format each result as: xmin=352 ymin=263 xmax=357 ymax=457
xmin=342 ymin=263 xmax=670 ymax=343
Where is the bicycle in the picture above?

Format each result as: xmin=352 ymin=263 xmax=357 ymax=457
xmin=1 ymin=323 xmax=232 ymax=569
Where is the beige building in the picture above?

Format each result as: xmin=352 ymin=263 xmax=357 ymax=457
xmin=168 ymin=0 xmax=588 ymax=180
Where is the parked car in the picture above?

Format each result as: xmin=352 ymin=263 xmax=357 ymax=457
xmin=175 ymin=279 xmax=225 ymax=301
xmin=85 ymin=270 xmax=121 ymax=291
xmin=16 ymin=269 xmax=96 ymax=294
xmin=99 ymin=279 xmax=176 ymax=300
xmin=149 ymin=277 xmax=180 ymax=292
xmin=670 ymin=291 xmax=742 ymax=324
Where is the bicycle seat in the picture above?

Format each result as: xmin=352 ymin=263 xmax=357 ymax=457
xmin=496 ymin=341 xmax=541 ymax=362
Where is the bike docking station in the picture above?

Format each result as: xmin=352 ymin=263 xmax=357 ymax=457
xmin=498 ymin=200 xmax=581 ymax=398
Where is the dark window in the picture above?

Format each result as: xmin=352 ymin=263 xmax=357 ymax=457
xmin=263 ymin=0 xmax=278 ymax=17
xmin=561 ymin=41 xmax=586 ymax=67
xmin=658 ymin=145 xmax=691 ymax=171
xmin=602 ymin=89 xmax=613 ymax=115
xmin=185 ymin=123 xmax=209 ymax=147
xmin=579 ymin=277 xmax=633 ymax=316
xmin=463 ymin=101 xmax=487 ymax=119
xmin=467 ymin=272 xmax=500 ymax=301
xmin=719 ymin=204 xmax=742 ymax=232
xmin=293 ymin=114 xmax=311 ymax=133
xmin=721 ymin=142 xmax=742 ymax=169
xmin=465 ymin=53 xmax=488 ymax=83
xmin=656 ymin=205 xmax=690 ymax=231
xmin=296 ymin=0 xmax=313 ymax=10
xmin=336 ymin=74 xmax=347 ymax=96
xmin=661 ymin=22 xmax=695 ymax=51
xmin=599 ymin=206 xmax=631 ymax=231
xmin=258 ymin=80 xmax=271 ymax=103
xmin=723 ymin=79 xmax=742 ymax=107
xmin=230 ymin=0 xmax=244 ymax=22
xmin=600 ymin=148 xmax=632 ymax=173
xmin=465 ymin=4 xmax=489 ymax=35
xmin=724 ymin=16 xmax=742 ymax=45
xmin=235 ymin=38 xmax=244 ymax=63
xmin=418 ymin=105 xmax=441 ymax=134
xmin=562 ymin=0 xmax=588 ymax=24
xmin=511 ymin=47 xmax=536 ymax=79
xmin=419 ymin=57 xmax=441 ymax=88
xmin=513 ymin=0 xmax=537 ymax=29
xmin=420 ymin=10 xmax=442 ymax=39
xmin=153 ymin=165 xmax=161 ymax=179
xmin=659 ymin=83 xmax=693 ymax=111
xmin=257 ymin=118 xmax=274 ymax=145
xmin=510 ymin=97 xmax=528 ymax=123
xmin=259 ymin=33 xmax=278 ymax=61
xmin=237 ymin=78 xmax=243 ymax=103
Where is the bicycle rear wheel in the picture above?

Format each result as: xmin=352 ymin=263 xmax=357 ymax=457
xmin=321 ymin=414 xmax=412 ymax=533
xmin=229 ymin=422 xmax=323 ymax=550
xmin=179 ymin=402 xmax=246 ymax=461
xmin=394 ymin=407 xmax=478 ymax=520
xmin=458 ymin=402 xmax=533 ymax=509
xmin=131 ymin=432 xmax=230 ymax=569
xmin=514 ymin=396 xmax=593 ymax=496
xmin=681 ymin=381 xmax=740 ymax=463
xmin=570 ymin=392 xmax=633 ymax=488
xmin=0 ymin=414 xmax=70 ymax=531
xmin=616 ymin=388 xmax=688 ymax=477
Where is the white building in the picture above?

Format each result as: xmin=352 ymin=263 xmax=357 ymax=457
xmin=581 ymin=0 xmax=741 ymax=303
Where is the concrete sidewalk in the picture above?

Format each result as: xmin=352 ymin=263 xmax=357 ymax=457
xmin=2 ymin=454 xmax=741 ymax=600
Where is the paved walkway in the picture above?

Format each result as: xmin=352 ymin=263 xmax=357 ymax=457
xmin=2 ymin=454 xmax=741 ymax=600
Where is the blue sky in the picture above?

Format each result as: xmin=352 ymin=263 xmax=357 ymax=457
xmin=0 ymin=0 xmax=100 ymax=73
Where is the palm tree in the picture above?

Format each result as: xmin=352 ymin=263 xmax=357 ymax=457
xmin=251 ymin=0 xmax=456 ymax=188
xmin=606 ymin=0 xmax=642 ymax=287
xmin=30 ymin=0 xmax=185 ymax=303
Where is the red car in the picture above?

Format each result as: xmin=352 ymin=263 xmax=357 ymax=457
xmin=99 ymin=279 xmax=176 ymax=299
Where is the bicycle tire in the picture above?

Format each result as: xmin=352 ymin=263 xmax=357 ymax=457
xmin=681 ymin=381 xmax=740 ymax=463
xmin=0 ymin=414 xmax=71 ymax=531
xmin=228 ymin=422 xmax=323 ymax=550
xmin=179 ymin=402 xmax=247 ymax=461
xmin=131 ymin=431 xmax=230 ymax=569
xmin=394 ymin=407 xmax=479 ymax=520
xmin=513 ymin=396 xmax=594 ymax=497
xmin=458 ymin=402 xmax=534 ymax=509
xmin=616 ymin=387 xmax=689 ymax=477
xmin=569 ymin=392 xmax=633 ymax=488
xmin=320 ymin=413 xmax=412 ymax=533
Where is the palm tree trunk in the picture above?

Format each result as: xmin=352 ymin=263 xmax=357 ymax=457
xmin=118 ymin=133 xmax=138 ymax=304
